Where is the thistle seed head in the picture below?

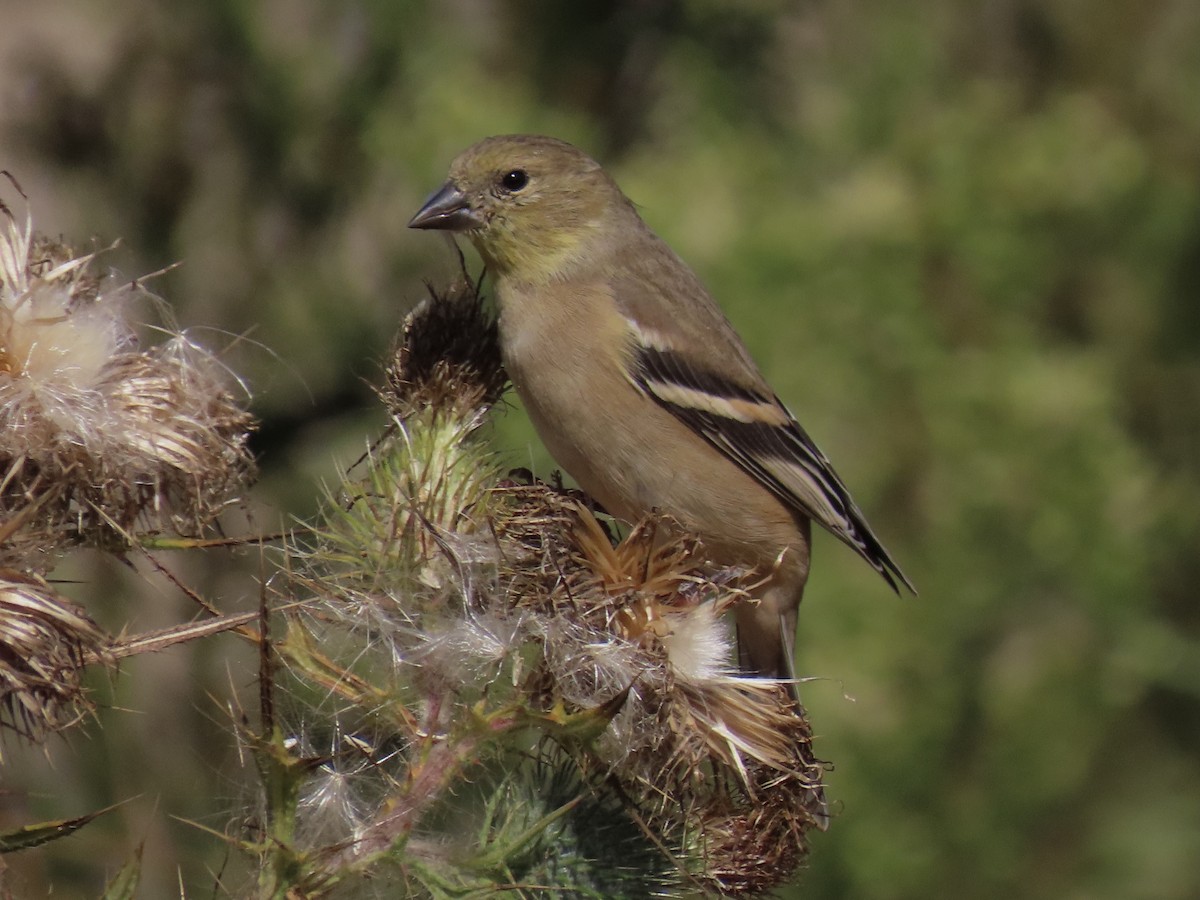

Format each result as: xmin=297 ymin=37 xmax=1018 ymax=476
xmin=0 ymin=569 xmax=111 ymax=742
xmin=0 ymin=192 xmax=256 ymax=552
xmin=382 ymin=279 xmax=506 ymax=423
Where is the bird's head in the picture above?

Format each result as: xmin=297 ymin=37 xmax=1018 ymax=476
xmin=408 ymin=135 xmax=628 ymax=279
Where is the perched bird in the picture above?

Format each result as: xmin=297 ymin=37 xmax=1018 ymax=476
xmin=409 ymin=134 xmax=914 ymax=696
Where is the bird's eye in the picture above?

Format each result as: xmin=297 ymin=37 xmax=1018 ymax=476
xmin=500 ymin=169 xmax=529 ymax=192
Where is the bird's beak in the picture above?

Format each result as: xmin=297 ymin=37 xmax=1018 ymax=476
xmin=407 ymin=182 xmax=483 ymax=231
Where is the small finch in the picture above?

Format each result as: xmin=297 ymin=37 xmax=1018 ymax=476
xmin=409 ymin=134 xmax=914 ymax=697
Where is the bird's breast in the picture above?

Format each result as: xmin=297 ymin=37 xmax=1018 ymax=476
xmin=497 ymin=280 xmax=640 ymax=515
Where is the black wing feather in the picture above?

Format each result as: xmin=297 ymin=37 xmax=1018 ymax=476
xmin=632 ymin=345 xmax=915 ymax=594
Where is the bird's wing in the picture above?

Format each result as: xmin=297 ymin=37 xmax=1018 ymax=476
xmin=613 ymin=273 xmax=915 ymax=594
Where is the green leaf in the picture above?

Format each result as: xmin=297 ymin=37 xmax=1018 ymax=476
xmin=100 ymin=844 xmax=143 ymax=900
xmin=0 ymin=802 xmax=126 ymax=853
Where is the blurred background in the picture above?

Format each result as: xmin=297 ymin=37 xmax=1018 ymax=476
xmin=2 ymin=0 xmax=1199 ymax=896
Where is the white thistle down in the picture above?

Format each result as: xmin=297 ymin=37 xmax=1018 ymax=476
xmin=0 ymin=189 xmax=255 ymax=551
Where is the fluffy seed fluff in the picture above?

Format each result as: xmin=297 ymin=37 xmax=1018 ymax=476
xmin=281 ymin=278 xmax=827 ymax=896
xmin=495 ymin=486 xmax=827 ymax=892
xmin=0 ymin=192 xmax=256 ymax=555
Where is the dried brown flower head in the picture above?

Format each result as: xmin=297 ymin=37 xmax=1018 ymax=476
xmin=382 ymin=278 xmax=506 ymax=422
xmin=0 ymin=569 xmax=111 ymax=742
xmin=490 ymin=483 xmax=826 ymax=894
xmin=0 ymin=193 xmax=256 ymax=551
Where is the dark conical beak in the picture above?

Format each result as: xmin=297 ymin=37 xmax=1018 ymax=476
xmin=407 ymin=182 xmax=483 ymax=231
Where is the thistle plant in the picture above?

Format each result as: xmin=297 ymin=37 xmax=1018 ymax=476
xmin=270 ymin=275 xmax=828 ymax=897
xmin=0 ymin=183 xmax=255 ymax=740
xmin=0 ymin=185 xmax=828 ymax=896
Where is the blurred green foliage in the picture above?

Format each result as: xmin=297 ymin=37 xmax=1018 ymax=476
xmin=2 ymin=0 xmax=1199 ymax=896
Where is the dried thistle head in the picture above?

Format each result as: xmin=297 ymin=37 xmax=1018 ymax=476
xmin=382 ymin=278 xmax=506 ymax=423
xmin=0 ymin=190 xmax=256 ymax=553
xmin=695 ymin=767 xmax=824 ymax=897
xmin=0 ymin=568 xmax=111 ymax=742
xmin=94 ymin=338 xmax=257 ymax=536
xmin=571 ymin=518 xmax=825 ymax=897
xmin=490 ymin=483 xmax=826 ymax=894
